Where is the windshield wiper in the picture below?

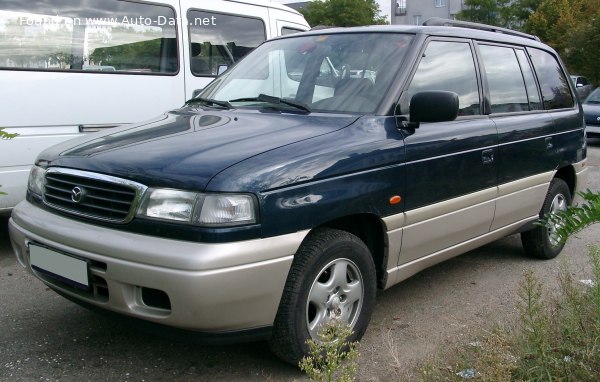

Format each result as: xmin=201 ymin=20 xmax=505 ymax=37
xmin=186 ymin=97 xmax=233 ymax=109
xmin=229 ymin=94 xmax=311 ymax=113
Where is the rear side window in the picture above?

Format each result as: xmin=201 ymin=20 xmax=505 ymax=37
xmin=0 ymin=0 xmax=178 ymax=74
xmin=404 ymin=40 xmax=480 ymax=116
xmin=515 ymin=49 xmax=542 ymax=111
xmin=479 ymin=45 xmax=529 ymax=113
xmin=187 ymin=11 xmax=266 ymax=77
xmin=528 ymin=48 xmax=574 ymax=110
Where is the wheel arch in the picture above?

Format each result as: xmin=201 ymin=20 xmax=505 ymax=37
xmin=554 ymin=165 xmax=576 ymax=199
xmin=314 ymin=213 xmax=388 ymax=289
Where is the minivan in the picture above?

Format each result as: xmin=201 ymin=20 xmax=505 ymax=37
xmin=9 ymin=19 xmax=588 ymax=364
xmin=0 ymin=0 xmax=309 ymax=214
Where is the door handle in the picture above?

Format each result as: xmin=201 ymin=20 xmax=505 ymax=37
xmin=482 ymin=149 xmax=494 ymax=164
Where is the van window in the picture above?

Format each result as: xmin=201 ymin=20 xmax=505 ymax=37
xmin=404 ymin=41 xmax=480 ymax=116
xmin=281 ymin=27 xmax=303 ymax=35
xmin=479 ymin=45 xmax=529 ymax=113
xmin=188 ymin=11 xmax=266 ymax=76
xmin=515 ymin=49 xmax=542 ymax=110
xmin=0 ymin=0 xmax=178 ymax=74
xmin=528 ymin=48 xmax=574 ymax=110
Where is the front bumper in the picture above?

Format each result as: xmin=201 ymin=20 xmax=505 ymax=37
xmin=586 ymin=123 xmax=600 ymax=138
xmin=9 ymin=200 xmax=308 ymax=333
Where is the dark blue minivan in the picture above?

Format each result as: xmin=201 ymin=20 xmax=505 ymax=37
xmin=9 ymin=19 xmax=588 ymax=363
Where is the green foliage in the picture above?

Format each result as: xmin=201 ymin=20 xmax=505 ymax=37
xmin=543 ymin=189 xmax=600 ymax=245
xmin=299 ymin=320 xmax=360 ymax=382
xmin=300 ymin=0 xmax=388 ymax=27
xmin=458 ymin=0 xmax=514 ymax=27
xmin=420 ymin=246 xmax=600 ymax=381
xmin=0 ymin=128 xmax=18 ymax=140
xmin=525 ymin=0 xmax=600 ymax=85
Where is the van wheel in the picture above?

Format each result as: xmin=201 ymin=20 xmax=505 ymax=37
xmin=521 ymin=178 xmax=571 ymax=259
xmin=269 ymin=228 xmax=376 ymax=365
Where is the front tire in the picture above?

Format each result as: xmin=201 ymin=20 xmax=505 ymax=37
xmin=269 ymin=228 xmax=376 ymax=365
xmin=521 ymin=178 xmax=571 ymax=259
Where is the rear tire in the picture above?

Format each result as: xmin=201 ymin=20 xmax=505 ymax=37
xmin=521 ymin=178 xmax=571 ymax=259
xmin=269 ymin=228 xmax=376 ymax=365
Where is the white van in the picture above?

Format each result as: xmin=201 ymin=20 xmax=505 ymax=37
xmin=0 ymin=0 xmax=309 ymax=214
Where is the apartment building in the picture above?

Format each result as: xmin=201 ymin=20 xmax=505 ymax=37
xmin=393 ymin=0 xmax=465 ymax=25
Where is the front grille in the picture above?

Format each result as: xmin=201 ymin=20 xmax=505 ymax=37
xmin=43 ymin=169 xmax=146 ymax=223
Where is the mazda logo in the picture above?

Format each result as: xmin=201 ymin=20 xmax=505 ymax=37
xmin=71 ymin=186 xmax=85 ymax=203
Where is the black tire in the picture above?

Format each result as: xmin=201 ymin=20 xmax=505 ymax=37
xmin=521 ymin=178 xmax=572 ymax=259
xmin=269 ymin=228 xmax=377 ymax=365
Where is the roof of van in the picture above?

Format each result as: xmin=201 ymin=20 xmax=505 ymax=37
xmin=279 ymin=23 xmax=549 ymax=49
xmin=224 ymin=0 xmax=304 ymax=15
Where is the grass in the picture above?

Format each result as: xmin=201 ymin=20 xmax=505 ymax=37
xmin=419 ymin=245 xmax=600 ymax=381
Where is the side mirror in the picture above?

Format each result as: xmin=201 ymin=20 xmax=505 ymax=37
xmin=408 ymin=91 xmax=459 ymax=128
xmin=217 ymin=64 xmax=228 ymax=76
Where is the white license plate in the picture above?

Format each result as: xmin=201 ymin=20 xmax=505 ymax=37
xmin=29 ymin=244 xmax=89 ymax=289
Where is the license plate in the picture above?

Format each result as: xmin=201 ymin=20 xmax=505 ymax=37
xmin=29 ymin=244 xmax=89 ymax=290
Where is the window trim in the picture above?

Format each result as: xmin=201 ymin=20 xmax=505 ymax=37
xmin=400 ymin=37 xmax=485 ymax=119
xmin=477 ymin=43 xmax=534 ymax=115
xmin=186 ymin=8 xmax=267 ymax=78
xmin=0 ymin=0 xmax=180 ymax=76
xmin=525 ymin=46 xmax=577 ymax=112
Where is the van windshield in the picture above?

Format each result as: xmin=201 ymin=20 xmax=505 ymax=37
xmin=199 ymin=32 xmax=414 ymax=114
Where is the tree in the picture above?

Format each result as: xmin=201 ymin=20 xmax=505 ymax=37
xmin=525 ymin=0 xmax=600 ymax=85
xmin=458 ymin=0 xmax=513 ymax=27
xmin=299 ymin=0 xmax=388 ymax=27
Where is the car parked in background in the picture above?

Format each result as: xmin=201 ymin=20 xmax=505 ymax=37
xmin=584 ymin=88 xmax=600 ymax=138
xmin=571 ymin=75 xmax=594 ymax=100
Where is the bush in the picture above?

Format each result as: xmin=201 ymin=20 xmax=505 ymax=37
xmin=299 ymin=320 xmax=360 ymax=382
xmin=420 ymin=245 xmax=600 ymax=381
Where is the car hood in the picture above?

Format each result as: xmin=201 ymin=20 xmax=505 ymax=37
xmin=583 ymin=103 xmax=600 ymax=124
xmin=40 ymin=108 xmax=359 ymax=191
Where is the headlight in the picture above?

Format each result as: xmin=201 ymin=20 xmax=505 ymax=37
xmin=137 ymin=189 xmax=199 ymax=222
xmin=28 ymin=166 xmax=46 ymax=196
xmin=137 ymin=188 xmax=257 ymax=227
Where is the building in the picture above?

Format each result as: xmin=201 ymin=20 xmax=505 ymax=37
xmin=393 ymin=0 xmax=466 ymax=25
xmin=271 ymin=0 xmax=467 ymax=26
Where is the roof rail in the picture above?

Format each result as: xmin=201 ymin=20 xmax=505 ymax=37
xmin=423 ymin=17 xmax=540 ymax=41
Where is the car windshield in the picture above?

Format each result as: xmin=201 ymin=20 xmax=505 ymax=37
xmin=199 ymin=32 xmax=414 ymax=114
xmin=584 ymin=88 xmax=600 ymax=104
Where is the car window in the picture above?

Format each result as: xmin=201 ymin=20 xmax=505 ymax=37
xmin=585 ymin=89 xmax=600 ymax=104
xmin=281 ymin=27 xmax=303 ymax=35
xmin=0 ymin=0 xmax=178 ymax=74
xmin=515 ymin=49 xmax=542 ymax=111
xmin=200 ymin=33 xmax=414 ymax=114
xmin=403 ymin=40 xmax=480 ymax=116
xmin=187 ymin=10 xmax=266 ymax=77
xmin=479 ymin=45 xmax=530 ymax=113
xmin=528 ymin=48 xmax=574 ymax=110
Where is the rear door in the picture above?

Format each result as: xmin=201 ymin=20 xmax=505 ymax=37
xmin=477 ymin=43 xmax=556 ymax=230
